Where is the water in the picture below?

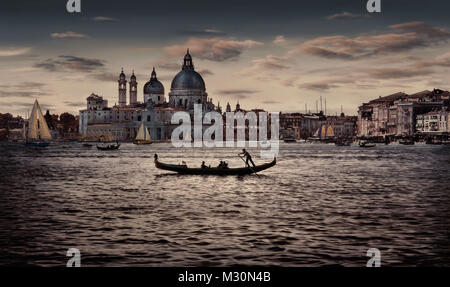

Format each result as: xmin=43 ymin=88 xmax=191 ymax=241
xmin=0 ymin=142 xmax=449 ymax=266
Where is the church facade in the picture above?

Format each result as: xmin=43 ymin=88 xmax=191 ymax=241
xmin=79 ymin=50 xmax=220 ymax=141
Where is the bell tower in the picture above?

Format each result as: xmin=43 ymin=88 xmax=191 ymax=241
xmin=129 ymin=70 xmax=137 ymax=106
xmin=118 ymin=68 xmax=127 ymax=107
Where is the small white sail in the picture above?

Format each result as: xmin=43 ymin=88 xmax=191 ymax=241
xmin=27 ymin=100 xmax=52 ymax=140
xmin=36 ymin=101 xmax=52 ymax=140
xmin=326 ymin=125 xmax=335 ymax=138
xmin=27 ymin=102 xmax=38 ymax=139
xmin=135 ymin=122 xmax=151 ymax=141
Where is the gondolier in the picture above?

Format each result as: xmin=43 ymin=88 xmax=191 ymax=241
xmin=239 ymin=149 xmax=255 ymax=168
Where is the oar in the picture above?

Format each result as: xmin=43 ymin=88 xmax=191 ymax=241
xmin=238 ymin=154 xmax=259 ymax=176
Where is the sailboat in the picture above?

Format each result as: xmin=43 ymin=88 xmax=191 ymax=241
xmin=308 ymin=123 xmax=335 ymax=143
xmin=133 ymin=122 xmax=152 ymax=145
xmin=24 ymin=100 xmax=52 ymax=147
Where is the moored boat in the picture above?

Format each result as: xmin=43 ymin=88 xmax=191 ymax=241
xmin=97 ymin=142 xmax=120 ymax=150
xmin=133 ymin=122 xmax=152 ymax=145
xmin=23 ymin=100 xmax=52 ymax=147
xmin=359 ymin=141 xmax=376 ymax=148
xmin=154 ymin=154 xmax=276 ymax=175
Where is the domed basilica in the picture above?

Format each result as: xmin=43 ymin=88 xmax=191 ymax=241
xmin=79 ymin=50 xmax=221 ymax=141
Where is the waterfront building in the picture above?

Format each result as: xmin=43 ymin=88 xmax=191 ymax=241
xmin=357 ymin=89 xmax=450 ymax=138
xmin=79 ymin=51 xmax=219 ymax=141
xmin=415 ymin=108 xmax=449 ymax=134
xmin=325 ymin=115 xmax=357 ymax=138
xmin=279 ymin=113 xmax=323 ymax=140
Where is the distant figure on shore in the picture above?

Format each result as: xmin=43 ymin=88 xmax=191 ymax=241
xmin=240 ymin=149 xmax=255 ymax=168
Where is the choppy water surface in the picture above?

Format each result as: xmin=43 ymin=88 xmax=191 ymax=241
xmin=0 ymin=142 xmax=449 ymax=266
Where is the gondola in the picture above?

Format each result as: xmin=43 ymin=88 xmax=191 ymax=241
xmin=96 ymin=143 xmax=120 ymax=150
xmin=359 ymin=141 xmax=376 ymax=148
xmin=154 ymin=155 xmax=276 ymax=175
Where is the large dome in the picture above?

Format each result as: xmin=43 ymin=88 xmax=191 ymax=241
xmin=170 ymin=49 xmax=206 ymax=91
xmin=171 ymin=69 xmax=205 ymax=91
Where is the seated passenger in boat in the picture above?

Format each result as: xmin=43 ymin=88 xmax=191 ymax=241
xmin=201 ymin=161 xmax=207 ymax=169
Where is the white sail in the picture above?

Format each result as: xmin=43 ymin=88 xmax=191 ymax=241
xmin=27 ymin=100 xmax=52 ymax=140
xmin=326 ymin=125 xmax=335 ymax=137
xmin=27 ymin=102 xmax=38 ymax=139
xmin=135 ymin=122 xmax=151 ymax=141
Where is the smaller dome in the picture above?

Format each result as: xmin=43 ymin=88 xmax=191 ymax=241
xmin=130 ymin=70 xmax=136 ymax=80
xmin=144 ymin=67 xmax=164 ymax=95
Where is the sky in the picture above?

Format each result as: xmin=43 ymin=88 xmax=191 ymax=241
xmin=0 ymin=0 xmax=449 ymax=116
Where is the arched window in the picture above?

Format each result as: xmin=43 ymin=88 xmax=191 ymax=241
xmin=137 ymin=115 xmax=142 ymax=121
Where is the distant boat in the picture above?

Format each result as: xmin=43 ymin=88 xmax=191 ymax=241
xmin=97 ymin=142 xmax=120 ymax=150
xmin=308 ymin=124 xmax=335 ymax=143
xmin=24 ymin=100 xmax=52 ymax=147
xmin=133 ymin=122 xmax=152 ymax=145
xmin=399 ymin=139 xmax=414 ymax=145
xmin=359 ymin=141 xmax=376 ymax=148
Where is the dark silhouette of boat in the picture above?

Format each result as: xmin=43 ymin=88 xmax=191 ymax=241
xmin=359 ymin=141 xmax=376 ymax=148
xmin=154 ymin=155 xmax=276 ymax=175
xmin=399 ymin=139 xmax=414 ymax=145
xmin=97 ymin=142 xmax=120 ymax=150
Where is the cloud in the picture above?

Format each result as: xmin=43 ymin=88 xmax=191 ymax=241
xmin=412 ymin=51 xmax=450 ymax=68
xmin=239 ymin=55 xmax=290 ymax=79
xmin=216 ymin=89 xmax=259 ymax=99
xmin=299 ymin=78 xmax=355 ymax=91
xmin=262 ymin=100 xmax=281 ymax=104
xmin=273 ymin=35 xmax=286 ymax=45
xmin=91 ymin=16 xmax=118 ymax=22
xmin=390 ymin=21 xmax=450 ymax=39
xmin=63 ymin=101 xmax=85 ymax=107
xmin=91 ymin=72 xmax=118 ymax=82
xmin=164 ymin=37 xmax=263 ymax=62
xmin=0 ymin=91 xmax=50 ymax=98
xmin=198 ymin=69 xmax=214 ymax=76
xmin=158 ymin=63 xmax=181 ymax=71
xmin=50 ymin=31 xmax=88 ymax=39
xmin=367 ymin=67 xmax=433 ymax=79
xmin=0 ymin=47 xmax=31 ymax=57
xmin=91 ymin=71 xmax=148 ymax=82
xmin=178 ymin=29 xmax=226 ymax=37
xmin=0 ymin=82 xmax=50 ymax=99
xmin=252 ymin=55 xmax=289 ymax=70
xmin=291 ymin=22 xmax=450 ymax=60
xmin=34 ymin=56 xmax=105 ymax=72
xmin=326 ymin=12 xmax=371 ymax=20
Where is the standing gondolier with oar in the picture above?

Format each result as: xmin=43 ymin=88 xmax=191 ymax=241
xmin=239 ymin=149 xmax=256 ymax=168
